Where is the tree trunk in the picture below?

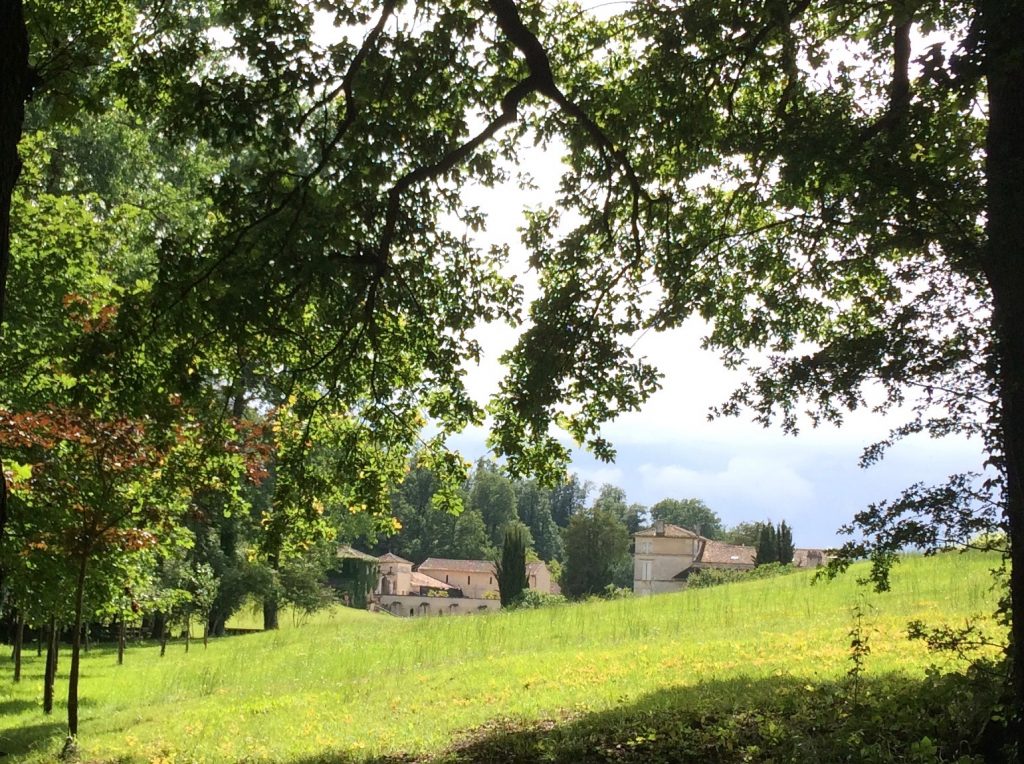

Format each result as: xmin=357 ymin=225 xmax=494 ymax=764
xmin=980 ymin=1 xmax=1024 ymax=756
xmin=263 ymin=547 xmax=281 ymax=630
xmin=262 ymin=597 xmax=279 ymax=631
xmin=184 ymin=616 xmax=190 ymax=653
xmin=12 ymin=611 xmax=22 ymax=682
xmin=151 ymin=610 xmax=166 ymax=641
xmin=67 ymin=555 xmax=87 ymax=737
xmin=203 ymin=621 xmax=208 ymax=649
xmin=117 ymin=616 xmax=125 ymax=665
xmin=160 ymin=624 xmax=168 ymax=657
xmin=43 ymin=618 xmax=56 ymax=715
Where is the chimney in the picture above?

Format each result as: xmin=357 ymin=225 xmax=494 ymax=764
xmin=655 ymin=519 xmax=665 ymax=536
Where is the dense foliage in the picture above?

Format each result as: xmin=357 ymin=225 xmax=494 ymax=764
xmin=494 ymin=522 xmax=530 ymax=607
xmin=755 ymin=521 xmax=796 ymax=566
xmin=561 ymin=508 xmax=631 ymax=599
xmin=688 ymin=561 xmax=797 ymax=590
xmin=650 ymin=498 xmax=724 ymax=539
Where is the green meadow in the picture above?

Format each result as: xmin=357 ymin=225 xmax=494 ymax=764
xmin=0 ymin=552 xmax=1006 ymax=763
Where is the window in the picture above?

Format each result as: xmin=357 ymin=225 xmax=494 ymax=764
xmin=640 ymin=560 xmax=653 ymax=581
xmin=445 ymin=574 xmax=449 ymax=583
xmin=468 ymin=575 xmax=471 ymax=585
xmin=640 ymin=541 xmax=652 ymax=554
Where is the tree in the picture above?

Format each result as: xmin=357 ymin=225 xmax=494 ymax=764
xmin=549 ymin=474 xmax=590 ymax=528
xmin=469 ymin=460 xmax=517 ymax=547
xmin=0 ymin=409 xmax=209 ymax=736
xmin=246 ymin=387 xmax=413 ymax=629
xmin=723 ymin=522 xmax=766 ymax=547
xmin=494 ymin=522 xmax=529 ymax=607
xmin=650 ymin=499 xmax=724 ymax=539
xmin=451 ymin=509 xmax=494 ymax=562
xmin=516 ymin=479 xmax=563 ymax=561
xmin=754 ymin=521 xmax=795 ymax=567
xmin=376 ymin=458 xmax=492 ymax=563
xmin=386 ymin=464 xmax=455 ymax=563
xmin=591 ymin=484 xmax=643 ymax=534
xmin=755 ymin=524 xmax=779 ymax=566
xmin=777 ymin=521 xmax=795 ymax=566
xmin=561 ymin=509 xmax=630 ymax=599
xmin=483 ymin=2 xmax=1024 ymax=737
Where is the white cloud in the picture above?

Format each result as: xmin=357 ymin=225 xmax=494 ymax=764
xmin=573 ymin=465 xmax=625 ymax=489
xmin=637 ymin=456 xmax=815 ymax=512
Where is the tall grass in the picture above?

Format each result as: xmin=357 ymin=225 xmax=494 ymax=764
xmin=0 ymin=551 xmax=1004 ymax=763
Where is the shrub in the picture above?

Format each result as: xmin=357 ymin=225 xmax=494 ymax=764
xmin=687 ymin=562 xmax=797 ymax=590
xmin=601 ymin=584 xmax=633 ymax=599
xmin=507 ymin=590 xmax=567 ymax=610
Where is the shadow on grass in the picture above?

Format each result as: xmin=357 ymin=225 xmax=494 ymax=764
xmin=0 ymin=719 xmax=65 ymax=759
xmin=280 ymin=670 xmax=1008 ymax=764
xmin=0 ymin=698 xmax=39 ymax=716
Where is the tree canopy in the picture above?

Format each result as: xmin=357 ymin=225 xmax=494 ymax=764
xmin=561 ymin=508 xmax=630 ymax=599
xmin=650 ymin=498 xmax=724 ymax=539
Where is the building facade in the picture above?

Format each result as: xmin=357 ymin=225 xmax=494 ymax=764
xmin=632 ymin=520 xmax=756 ymax=596
xmin=368 ymin=554 xmax=556 ymax=617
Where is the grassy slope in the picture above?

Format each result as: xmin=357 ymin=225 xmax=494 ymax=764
xmin=0 ymin=552 xmax=1005 ymax=763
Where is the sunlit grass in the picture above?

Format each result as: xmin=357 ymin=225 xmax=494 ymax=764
xmin=0 ymin=551 xmax=1004 ymax=763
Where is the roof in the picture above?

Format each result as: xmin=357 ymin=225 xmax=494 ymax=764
xmin=377 ymin=552 xmax=413 ymax=565
xmin=409 ymin=571 xmax=453 ymax=590
xmin=633 ymin=523 xmax=700 ymax=538
xmin=418 ymin=558 xmax=496 ymax=574
xmin=336 ymin=545 xmax=379 ymax=562
xmin=526 ymin=562 xmax=549 ymax=574
xmin=693 ymin=540 xmax=756 ymax=567
xmin=793 ymin=548 xmax=828 ymax=568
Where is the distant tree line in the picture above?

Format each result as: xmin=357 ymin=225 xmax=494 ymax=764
xmin=370 ymin=458 xmax=801 ymax=599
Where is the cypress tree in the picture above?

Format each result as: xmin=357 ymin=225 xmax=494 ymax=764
xmin=755 ymin=522 xmax=779 ymax=566
xmin=494 ymin=523 xmax=529 ymax=607
xmin=777 ymin=521 xmax=795 ymax=565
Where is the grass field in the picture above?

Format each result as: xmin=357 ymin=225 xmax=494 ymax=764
xmin=0 ymin=552 xmax=1007 ymax=763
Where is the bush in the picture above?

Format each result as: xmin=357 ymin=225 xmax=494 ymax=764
xmin=507 ymin=590 xmax=567 ymax=610
xmin=601 ymin=584 xmax=633 ymax=599
xmin=687 ymin=563 xmax=796 ymax=590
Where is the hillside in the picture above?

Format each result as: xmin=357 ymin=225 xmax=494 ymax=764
xmin=0 ymin=552 xmax=1006 ymax=762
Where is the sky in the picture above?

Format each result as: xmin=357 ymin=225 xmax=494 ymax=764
xmin=443 ymin=145 xmax=984 ymax=550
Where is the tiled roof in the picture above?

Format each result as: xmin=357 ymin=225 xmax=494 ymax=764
xmin=378 ymin=552 xmax=413 ymax=564
xmin=694 ymin=540 xmax=756 ymax=567
xmin=410 ymin=571 xmax=453 ymax=589
xmin=418 ymin=558 xmax=495 ymax=574
xmin=793 ymin=548 xmax=828 ymax=568
xmin=633 ymin=523 xmax=699 ymax=538
xmin=335 ymin=545 xmax=379 ymax=562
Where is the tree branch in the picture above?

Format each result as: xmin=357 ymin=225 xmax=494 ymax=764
xmin=160 ymin=0 xmax=398 ymax=316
